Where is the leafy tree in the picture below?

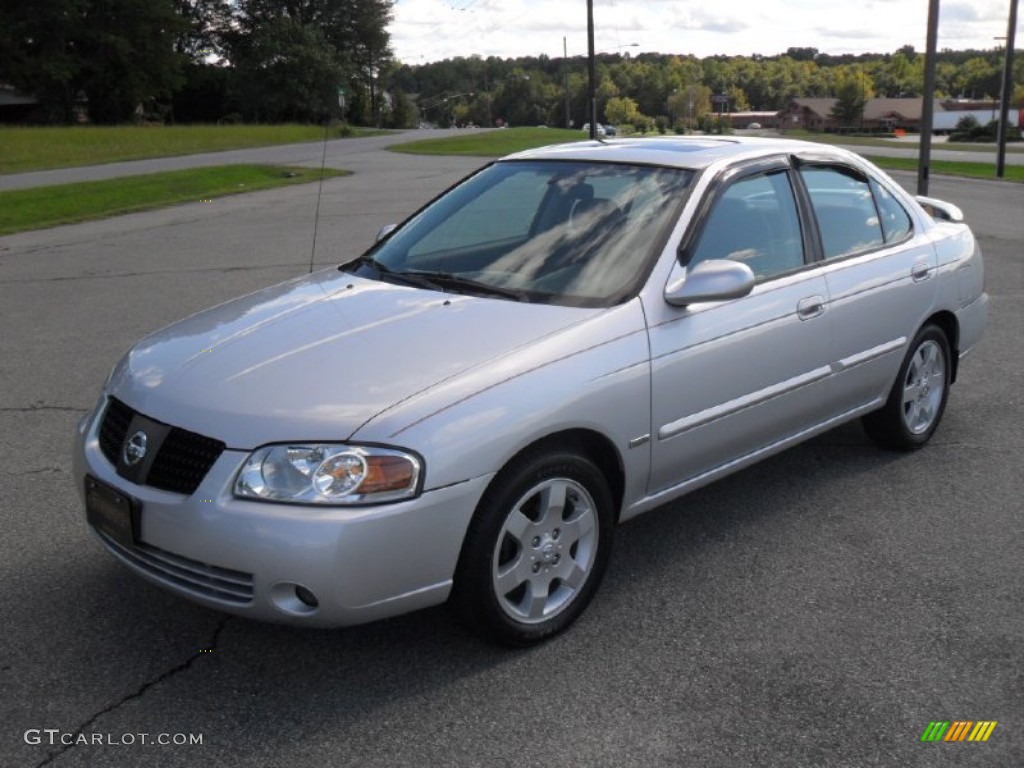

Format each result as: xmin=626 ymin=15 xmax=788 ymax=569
xmin=492 ymin=72 xmax=547 ymax=127
xmin=172 ymin=62 xmax=233 ymax=122
xmin=384 ymin=88 xmax=417 ymax=128
xmin=594 ymin=76 xmax=620 ymax=122
xmin=172 ymin=0 xmax=232 ymax=60
xmin=786 ymin=47 xmax=819 ymax=62
xmin=228 ymin=16 xmax=345 ymax=122
xmin=950 ymin=56 xmax=1001 ymax=99
xmin=0 ymin=0 xmax=188 ymax=123
xmin=0 ymin=0 xmax=84 ymax=121
xmin=871 ymin=51 xmax=922 ymax=97
xmin=76 ymin=0 xmax=189 ymax=122
xmin=604 ymin=96 xmax=643 ymax=126
xmin=727 ymin=84 xmax=750 ymax=111
xmin=227 ymin=0 xmax=393 ymax=124
xmin=831 ymin=78 xmax=867 ymax=131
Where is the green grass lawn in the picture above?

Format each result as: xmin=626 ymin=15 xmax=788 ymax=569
xmin=0 ymin=164 xmax=348 ymax=235
xmin=390 ymin=127 xmax=582 ymax=157
xmin=782 ymin=128 xmax=1024 ymax=153
xmin=0 ymin=124 xmax=385 ymax=175
xmin=864 ymin=155 xmax=1024 ymax=182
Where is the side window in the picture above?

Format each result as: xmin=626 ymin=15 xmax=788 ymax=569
xmin=870 ymin=179 xmax=913 ymax=243
xmin=689 ymin=170 xmax=804 ymax=279
xmin=800 ymin=166 xmax=884 ymax=258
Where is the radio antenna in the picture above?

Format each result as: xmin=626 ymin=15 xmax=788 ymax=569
xmin=309 ymin=115 xmax=330 ymax=274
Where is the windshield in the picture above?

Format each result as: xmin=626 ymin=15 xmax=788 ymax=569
xmin=344 ymin=160 xmax=693 ymax=307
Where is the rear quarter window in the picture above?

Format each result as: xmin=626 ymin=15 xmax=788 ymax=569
xmin=870 ymin=179 xmax=913 ymax=243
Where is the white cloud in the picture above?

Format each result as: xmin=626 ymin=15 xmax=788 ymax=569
xmin=390 ymin=0 xmax=1023 ymax=62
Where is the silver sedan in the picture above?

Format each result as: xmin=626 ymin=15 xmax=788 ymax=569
xmin=73 ymin=137 xmax=988 ymax=645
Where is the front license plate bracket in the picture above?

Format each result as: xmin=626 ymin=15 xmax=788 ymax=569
xmin=85 ymin=476 xmax=139 ymax=548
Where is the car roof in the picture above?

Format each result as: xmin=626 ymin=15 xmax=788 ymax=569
xmin=504 ymin=135 xmax=846 ymax=171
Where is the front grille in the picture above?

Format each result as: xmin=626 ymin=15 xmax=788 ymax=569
xmin=98 ymin=397 xmax=225 ymax=495
xmin=147 ymin=428 xmax=226 ymax=495
xmin=98 ymin=397 xmax=133 ymax=466
xmin=97 ymin=530 xmax=254 ymax=604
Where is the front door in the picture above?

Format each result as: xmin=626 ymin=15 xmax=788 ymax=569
xmin=646 ymin=165 xmax=834 ymax=494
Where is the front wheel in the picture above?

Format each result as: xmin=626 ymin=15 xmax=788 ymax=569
xmin=451 ymin=449 xmax=614 ymax=646
xmin=862 ymin=324 xmax=951 ymax=450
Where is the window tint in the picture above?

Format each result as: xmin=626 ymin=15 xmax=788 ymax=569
xmin=800 ymin=166 xmax=884 ymax=258
xmin=689 ymin=170 xmax=804 ymax=279
xmin=870 ymin=179 xmax=913 ymax=243
xmin=408 ymin=169 xmax=548 ymax=258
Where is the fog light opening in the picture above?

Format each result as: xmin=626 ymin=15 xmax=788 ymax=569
xmin=295 ymin=585 xmax=319 ymax=608
xmin=270 ymin=582 xmax=319 ymax=616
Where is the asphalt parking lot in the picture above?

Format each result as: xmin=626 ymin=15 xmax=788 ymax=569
xmin=1 ymin=138 xmax=1021 ymax=767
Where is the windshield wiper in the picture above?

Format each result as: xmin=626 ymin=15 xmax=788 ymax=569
xmin=341 ymin=256 xmax=446 ymax=290
xmin=403 ymin=270 xmax=529 ymax=302
xmin=342 ymin=259 xmax=528 ymax=301
xmin=340 ymin=254 xmax=392 ymax=275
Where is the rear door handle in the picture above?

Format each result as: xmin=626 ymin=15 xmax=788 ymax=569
xmin=797 ymin=295 xmax=826 ymax=320
xmin=912 ymin=259 xmax=933 ymax=282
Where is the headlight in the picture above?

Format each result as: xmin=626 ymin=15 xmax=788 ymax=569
xmin=234 ymin=444 xmax=422 ymax=505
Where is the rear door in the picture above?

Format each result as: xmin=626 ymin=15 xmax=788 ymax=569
xmin=795 ymin=161 xmax=938 ymax=413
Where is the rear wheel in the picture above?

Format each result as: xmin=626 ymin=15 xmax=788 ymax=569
xmin=862 ymin=324 xmax=951 ymax=450
xmin=451 ymin=449 xmax=614 ymax=646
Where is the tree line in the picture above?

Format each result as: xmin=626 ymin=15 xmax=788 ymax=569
xmin=396 ymin=47 xmax=1024 ymax=131
xmin=0 ymin=0 xmax=397 ymax=125
xmin=1 ymin=1 xmax=1020 ymax=131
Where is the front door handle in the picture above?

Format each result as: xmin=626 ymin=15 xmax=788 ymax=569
xmin=797 ymin=295 xmax=826 ymax=320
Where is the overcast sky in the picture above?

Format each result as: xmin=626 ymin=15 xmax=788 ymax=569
xmin=390 ymin=0 xmax=1022 ymax=63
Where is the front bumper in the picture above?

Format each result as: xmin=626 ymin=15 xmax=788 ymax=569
xmin=73 ymin=403 xmax=492 ymax=627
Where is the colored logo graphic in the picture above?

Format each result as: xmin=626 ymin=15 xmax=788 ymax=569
xmin=921 ymin=721 xmax=997 ymax=742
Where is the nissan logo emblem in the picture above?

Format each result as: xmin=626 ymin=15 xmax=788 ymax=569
xmin=123 ymin=431 xmax=148 ymax=466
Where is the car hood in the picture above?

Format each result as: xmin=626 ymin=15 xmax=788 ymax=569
xmin=107 ymin=269 xmax=601 ymax=448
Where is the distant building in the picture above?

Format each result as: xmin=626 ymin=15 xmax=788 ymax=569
xmin=779 ymin=97 xmax=932 ymax=131
xmin=0 ymin=84 xmax=39 ymax=122
xmin=778 ymin=97 xmax=1020 ymax=133
xmin=779 ymin=98 xmax=839 ymax=131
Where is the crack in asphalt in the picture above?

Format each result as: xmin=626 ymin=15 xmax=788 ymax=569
xmin=34 ymin=617 xmax=229 ymax=768
xmin=7 ymin=467 xmax=66 ymax=477
xmin=0 ymin=405 xmax=88 ymax=414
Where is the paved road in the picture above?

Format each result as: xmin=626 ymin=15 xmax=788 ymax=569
xmin=0 ymin=128 xmax=461 ymax=192
xmin=1 ymin=143 xmax=1021 ymax=767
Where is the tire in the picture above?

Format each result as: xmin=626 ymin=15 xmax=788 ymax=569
xmin=451 ymin=449 xmax=615 ymax=646
xmin=862 ymin=324 xmax=951 ymax=451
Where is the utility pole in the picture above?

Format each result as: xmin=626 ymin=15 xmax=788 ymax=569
xmin=996 ymin=0 xmax=1019 ymax=178
xmin=587 ymin=0 xmax=597 ymax=139
xmin=564 ymin=36 xmax=571 ymax=129
xmin=917 ymin=0 xmax=940 ymax=195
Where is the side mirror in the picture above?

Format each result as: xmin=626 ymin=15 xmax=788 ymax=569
xmin=664 ymin=259 xmax=755 ymax=307
xmin=375 ymin=223 xmax=398 ymax=242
